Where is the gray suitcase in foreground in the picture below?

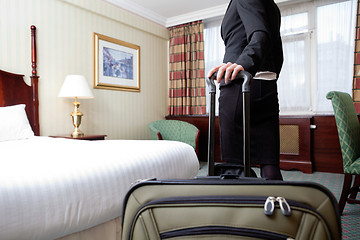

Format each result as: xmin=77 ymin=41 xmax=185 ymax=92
xmin=121 ymin=72 xmax=341 ymax=239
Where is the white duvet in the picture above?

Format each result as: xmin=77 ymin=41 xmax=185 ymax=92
xmin=0 ymin=137 xmax=199 ymax=240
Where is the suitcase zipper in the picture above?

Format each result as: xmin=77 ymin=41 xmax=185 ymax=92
xmin=264 ymin=196 xmax=291 ymax=216
xmin=264 ymin=196 xmax=276 ymax=216
xmin=160 ymin=226 xmax=292 ymax=240
xmin=141 ymin=195 xmax=266 ymax=207
xmin=277 ymin=197 xmax=291 ymax=216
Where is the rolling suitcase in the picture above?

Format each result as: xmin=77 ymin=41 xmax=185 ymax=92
xmin=121 ymin=72 xmax=341 ymax=240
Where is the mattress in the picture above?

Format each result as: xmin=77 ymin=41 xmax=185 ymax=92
xmin=0 ymin=137 xmax=199 ymax=240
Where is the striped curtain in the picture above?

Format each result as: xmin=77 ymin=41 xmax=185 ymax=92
xmin=168 ymin=21 xmax=206 ymax=115
xmin=353 ymin=0 xmax=360 ymax=112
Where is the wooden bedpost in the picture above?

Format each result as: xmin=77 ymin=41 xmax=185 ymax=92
xmin=30 ymin=25 xmax=40 ymax=136
xmin=31 ymin=25 xmax=37 ymax=77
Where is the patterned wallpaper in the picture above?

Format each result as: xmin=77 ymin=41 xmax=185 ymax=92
xmin=0 ymin=0 xmax=169 ymax=139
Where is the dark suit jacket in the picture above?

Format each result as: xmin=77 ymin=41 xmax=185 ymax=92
xmin=221 ymin=0 xmax=283 ymax=77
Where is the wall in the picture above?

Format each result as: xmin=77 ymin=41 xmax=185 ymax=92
xmin=0 ymin=0 xmax=169 ymax=139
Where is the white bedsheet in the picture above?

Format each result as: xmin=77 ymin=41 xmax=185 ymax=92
xmin=0 ymin=137 xmax=199 ymax=240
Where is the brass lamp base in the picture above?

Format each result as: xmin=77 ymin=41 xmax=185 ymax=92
xmin=70 ymin=98 xmax=85 ymax=138
xmin=71 ymin=125 xmax=84 ymax=138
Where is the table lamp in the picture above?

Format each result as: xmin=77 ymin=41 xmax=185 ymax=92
xmin=58 ymin=75 xmax=94 ymax=137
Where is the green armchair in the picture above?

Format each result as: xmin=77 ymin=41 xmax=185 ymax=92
xmin=148 ymin=120 xmax=200 ymax=156
xmin=326 ymin=91 xmax=360 ymax=214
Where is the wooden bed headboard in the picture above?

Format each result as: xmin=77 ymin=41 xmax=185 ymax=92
xmin=0 ymin=25 xmax=39 ymax=135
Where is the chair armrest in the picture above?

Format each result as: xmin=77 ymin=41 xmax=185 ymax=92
xmin=148 ymin=125 xmax=162 ymax=140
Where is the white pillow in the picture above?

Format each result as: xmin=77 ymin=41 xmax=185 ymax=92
xmin=0 ymin=104 xmax=35 ymax=141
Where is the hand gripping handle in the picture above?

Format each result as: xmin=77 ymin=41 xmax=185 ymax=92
xmin=206 ymin=71 xmax=252 ymax=94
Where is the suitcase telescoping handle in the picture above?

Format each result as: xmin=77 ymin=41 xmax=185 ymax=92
xmin=206 ymin=71 xmax=253 ymax=177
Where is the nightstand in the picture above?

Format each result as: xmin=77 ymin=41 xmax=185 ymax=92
xmin=50 ymin=134 xmax=107 ymax=141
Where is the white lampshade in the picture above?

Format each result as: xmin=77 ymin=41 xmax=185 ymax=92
xmin=58 ymin=75 xmax=94 ymax=99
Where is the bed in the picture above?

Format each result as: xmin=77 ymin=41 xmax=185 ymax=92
xmin=0 ymin=26 xmax=199 ymax=240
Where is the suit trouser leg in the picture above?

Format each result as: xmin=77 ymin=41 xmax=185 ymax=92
xmin=218 ymin=79 xmax=280 ymax=167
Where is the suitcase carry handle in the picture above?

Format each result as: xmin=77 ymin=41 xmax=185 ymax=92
xmin=206 ymin=71 xmax=253 ymax=177
xmin=207 ymin=71 xmax=252 ymax=93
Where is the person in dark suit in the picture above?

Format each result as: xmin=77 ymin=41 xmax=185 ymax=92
xmin=207 ymin=0 xmax=284 ymax=180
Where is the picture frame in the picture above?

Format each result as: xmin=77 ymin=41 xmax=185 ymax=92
xmin=94 ymin=33 xmax=140 ymax=92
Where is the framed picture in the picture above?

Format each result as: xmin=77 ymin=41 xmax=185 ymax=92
xmin=94 ymin=33 xmax=140 ymax=92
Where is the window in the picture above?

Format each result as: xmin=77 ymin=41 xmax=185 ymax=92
xmin=279 ymin=12 xmax=310 ymax=113
xmin=204 ymin=17 xmax=225 ymax=116
xmin=204 ymin=0 xmax=357 ymax=115
xmin=279 ymin=0 xmax=357 ymax=114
